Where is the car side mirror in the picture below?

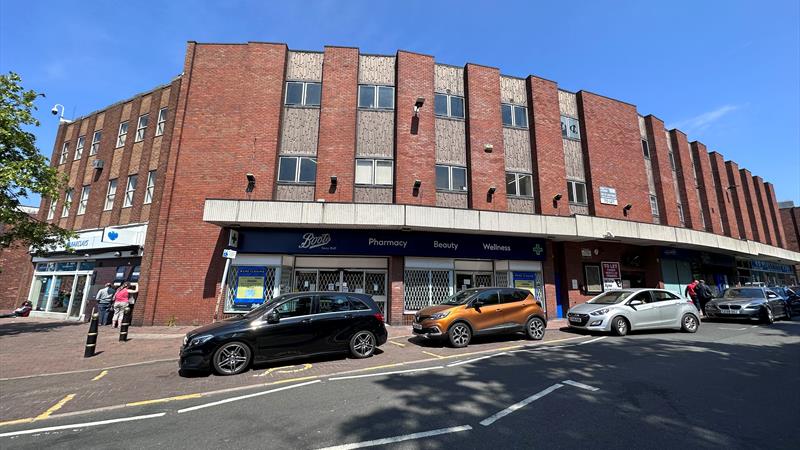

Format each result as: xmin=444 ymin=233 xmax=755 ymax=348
xmin=473 ymin=300 xmax=484 ymax=308
xmin=767 ymin=294 xmax=778 ymax=299
xmin=266 ymin=310 xmax=280 ymax=324
xmin=629 ymin=300 xmax=643 ymax=306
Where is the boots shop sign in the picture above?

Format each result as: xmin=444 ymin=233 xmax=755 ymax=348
xmin=237 ymin=228 xmax=546 ymax=261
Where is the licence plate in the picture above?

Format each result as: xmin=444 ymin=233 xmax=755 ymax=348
xmin=722 ymin=309 xmax=738 ymax=314
xmin=412 ymin=323 xmax=422 ymax=330
xmin=569 ymin=316 xmax=581 ymax=323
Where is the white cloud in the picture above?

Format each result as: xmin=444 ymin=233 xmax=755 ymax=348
xmin=668 ymin=105 xmax=740 ymax=133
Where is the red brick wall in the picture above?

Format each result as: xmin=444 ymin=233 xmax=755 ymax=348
xmin=725 ymin=160 xmax=752 ymax=240
xmin=739 ymin=168 xmax=765 ymax=243
xmin=753 ymin=176 xmax=776 ymax=246
xmin=541 ymin=241 xmax=558 ymax=319
xmin=0 ymin=243 xmax=32 ymax=311
xmin=394 ymin=51 xmax=435 ymax=205
xmin=669 ymin=130 xmax=703 ymax=231
xmin=690 ymin=142 xmax=722 ymax=234
xmin=644 ymin=116 xmax=680 ymax=226
xmin=765 ymin=183 xmax=787 ymax=248
xmin=527 ymin=76 xmax=569 ymax=216
xmin=780 ymin=207 xmax=799 ymax=252
xmin=388 ymin=255 xmax=404 ymax=325
xmin=316 ymin=46 xmax=359 ymax=202
xmin=708 ymin=151 xmax=735 ymax=237
xmin=577 ymin=92 xmax=651 ymax=222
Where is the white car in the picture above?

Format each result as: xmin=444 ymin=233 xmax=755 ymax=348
xmin=567 ymin=288 xmax=700 ymax=336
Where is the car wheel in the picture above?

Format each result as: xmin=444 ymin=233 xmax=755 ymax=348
xmin=448 ymin=323 xmax=472 ymax=348
xmin=525 ymin=317 xmax=545 ymax=340
xmin=681 ymin=314 xmax=699 ymax=333
xmin=762 ymin=307 xmax=774 ymax=325
xmin=212 ymin=341 xmax=251 ymax=376
xmin=349 ymin=330 xmax=377 ymax=359
xmin=611 ymin=316 xmax=629 ymax=336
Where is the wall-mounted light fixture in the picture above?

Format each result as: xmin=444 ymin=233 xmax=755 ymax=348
xmin=623 ymin=203 xmax=632 ymax=216
xmin=484 ymin=144 xmax=493 ymax=153
xmin=553 ymin=193 xmax=562 ymax=202
xmin=488 ymin=186 xmax=496 ymax=195
xmin=330 ymin=175 xmax=338 ymax=186
xmin=245 ymin=173 xmax=256 ymax=193
xmin=413 ymin=97 xmax=425 ymax=116
xmin=413 ymin=179 xmax=422 ymax=189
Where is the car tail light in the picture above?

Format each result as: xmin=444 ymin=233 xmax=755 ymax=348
xmin=374 ymin=312 xmax=384 ymax=322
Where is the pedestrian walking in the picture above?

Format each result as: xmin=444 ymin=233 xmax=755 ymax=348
xmin=696 ymin=280 xmax=714 ymax=316
xmin=96 ymin=283 xmax=115 ymax=325
xmin=112 ymin=282 xmax=138 ymax=328
xmin=685 ymin=280 xmax=700 ymax=311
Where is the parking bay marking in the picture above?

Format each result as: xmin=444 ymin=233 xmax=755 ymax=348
xmin=0 ymin=412 xmax=167 ymax=439
xmin=562 ymin=380 xmax=599 ymax=392
xmin=329 ymin=366 xmax=444 ymax=381
xmin=447 ymin=352 xmax=509 ymax=368
xmin=177 ymin=380 xmax=321 ymax=414
xmin=91 ymin=370 xmax=108 ymax=381
xmin=317 ymin=425 xmax=473 ymax=450
xmin=34 ymin=394 xmax=76 ymax=421
xmin=578 ymin=336 xmax=607 ymax=345
xmin=480 ymin=380 xmax=600 ymax=426
xmin=254 ymin=363 xmax=312 ymax=377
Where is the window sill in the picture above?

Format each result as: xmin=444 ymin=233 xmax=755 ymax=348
xmin=276 ymin=181 xmax=316 ymax=186
xmin=355 ymin=184 xmax=393 ymax=188
xmin=357 ymin=107 xmax=395 ymax=112
xmin=434 ymin=115 xmax=465 ymax=122
xmin=568 ymin=202 xmax=589 ymax=206
xmin=436 ymin=189 xmax=468 ymax=194
xmin=284 ymin=105 xmax=321 ymax=109
xmin=508 ymin=195 xmax=534 ymax=199
xmin=562 ymin=136 xmax=582 ymax=142
xmin=502 ymin=125 xmax=529 ymax=130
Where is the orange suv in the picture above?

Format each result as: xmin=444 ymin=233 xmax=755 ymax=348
xmin=412 ymin=288 xmax=546 ymax=347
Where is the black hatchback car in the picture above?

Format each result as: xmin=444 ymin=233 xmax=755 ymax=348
xmin=180 ymin=292 xmax=388 ymax=375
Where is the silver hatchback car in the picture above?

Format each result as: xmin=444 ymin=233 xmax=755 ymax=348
xmin=567 ymin=289 xmax=700 ymax=336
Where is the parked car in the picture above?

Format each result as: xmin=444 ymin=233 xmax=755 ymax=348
xmin=768 ymin=287 xmax=796 ymax=319
xmin=180 ymin=292 xmax=387 ymax=375
xmin=705 ymin=287 xmax=791 ymax=324
xmin=567 ymin=289 xmax=700 ymax=336
xmin=789 ymin=287 xmax=800 ymax=315
xmin=412 ymin=287 xmax=546 ymax=348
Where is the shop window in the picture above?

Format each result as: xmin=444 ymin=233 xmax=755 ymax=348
xmin=277 ymin=156 xmax=317 ymax=183
xmin=567 ymin=180 xmax=587 ymax=205
xmin=404 ymin=269 xmax=452 ymax=311
xmin=436 ymin=165 xmax=467 ymax=192
xmin=355 ymin=159 xmax=393 ymax=186
xmin=74 ymin=136 xmax=85 ymax=160
xmin=59 ymin=142 xmax=69 ymax=164
xmin=584 ymin=265 xmax=603 ymax=294
xmin=285 ymin=81 xmax=321 ymax=107
xmin=501 ymin=104 xmax=528 ymax=128
xmin=116 ymin=121 xmax=128 ymax=148
xmin=155 ymin=107 xmax=167 ymax=136
xmin=90 ymin=131 xmax=101 ymax=155
xmin=358 ymin=85 xmax=394 ymax=110
xmin=135 ymin=114 xmax=149 ymax=142
xmin=561 ymin=116 xmax=580 ymax=140
xmin=434 ymin=93 xmax=465 ymax=119
xmin=506 ymin=173 xmax=533 ymax=197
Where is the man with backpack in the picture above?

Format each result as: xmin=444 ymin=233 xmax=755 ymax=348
xmin=696 ymin=280 xmax=714 ymax=316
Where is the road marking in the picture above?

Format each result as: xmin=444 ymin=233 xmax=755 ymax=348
xmin=317 ymin=425 xmax=473 ymax=450
xmin=34 ymin=394 xmax=76 ymax=421
xmin=254 ymin=363 xmax=312 ymax=377
xmin=91 ymin=370 xmax=108 ymax=381
xmin=719 ymin=327 xmax=748 ymax=331
xmin=177 ymin=380 xmax=321 ymax=414
xmin=0 ymin=413 xmax=166 ymax=438
xmin=578 ymin=336 xmax=607 ymax=345
xmin=0 ymin=358 xmax=178 ymax=381
xmin=421 ymin=350 xmax=446 ymax=359
xmin=0 ymin=418 xmax=33 ymax=427
xmin=388 ymin=341 xmax=406 ymax=347
xmin=447 ymin=352 xmax=508 ymax=368
xmin=126 ymin=393 xmax=203 ymax=407
xmin=329 ymin=366 xmax=444 ymax=381
xmin=388 ymin=334 xmax=413 ymax=340
xmin=562 ymin=380 xmax=599 ymax=391
xmin=480 ymin=384 xmax=564 ymax=426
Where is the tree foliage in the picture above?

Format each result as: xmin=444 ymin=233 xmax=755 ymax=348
xmin=1 ymin=72 xmax=75 ymax=251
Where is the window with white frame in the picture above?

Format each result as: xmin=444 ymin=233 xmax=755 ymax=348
xmin=59 ymin=142 xmax=69 ymax=164
xmin=74 ymin=136 xmax=85 ymax=160
xmin=123 ymin=175 xmax=137 ymax=208
xmin=650 ymin=195 xmax=659 ymax=216
xmin=116 ymin=122 xmax=128 ymax=148
xmin=355 ymin=159 xmax=393 ymax=185
xmin=155 ymin=107 xmax=167 ymax=136
xmin=435 ymin=165 xmax=468 ymax=192
xmin=135 ymin=114 xmax=149 ymax=142
xmin=642 ymin=139 xmax=650 ymax=159
xmin=434 ymin=93 xmax=465 ymax=119
xmin=104 ymin=179 xmax=117 ymax=210
xmin=506 ymin=172 xmax=533 ymax=197
xmin=561 ymin=116 xmax=581 ymax=140
xmin=61 ymin=189 xmax=73 ymax=217
xmin=358 ymin=85 xmax=394 ymax=110
xmin=144 ymin=170 xmax=156 ymax=204
xmin=284 ymin=81 xmax=321 ymax=107
xmin=677 ymin=203 xmax=685 ymax=225
xmin=567 ymin=180 xmax=587 ymax=204
xmin=90 ymin=131 xmax=101 ymax=155
xmin=277 ymin=156 xmax=317 ymax=183
xmin=77 ymin=185 xmax=90 ymax=215
xmin=501 ymin=104 xmax=528 ymax=128
xmin=47 ymin=200 xmax=57 ymax=220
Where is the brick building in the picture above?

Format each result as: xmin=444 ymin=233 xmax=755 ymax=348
xmin=779 ymin=202 xmax=800 ymax=282
xmin=9 ymin=42 xmax=800 ymax=325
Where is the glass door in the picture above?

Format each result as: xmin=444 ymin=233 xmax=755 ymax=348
xmin=30 ymin=275 xmax=53 ymax=311
xmin=67 ymin=275 xmax=89 ymax=318
xmin=49 ymin=275 xmax=73 ymax=313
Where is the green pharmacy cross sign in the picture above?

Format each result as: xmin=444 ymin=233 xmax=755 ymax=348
xmin=532 ymin=244 xmax=544 ymax=256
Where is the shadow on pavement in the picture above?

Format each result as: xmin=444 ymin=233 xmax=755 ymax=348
xmin=0 ymin=320 xmax=85 ymax=337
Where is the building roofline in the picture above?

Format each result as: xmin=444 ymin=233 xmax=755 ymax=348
xmin=66 ymin=76 xmax=180 ymax=123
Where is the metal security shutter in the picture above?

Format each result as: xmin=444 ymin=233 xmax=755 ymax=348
xmin=403 ymin=269 xmax=453 ymax=311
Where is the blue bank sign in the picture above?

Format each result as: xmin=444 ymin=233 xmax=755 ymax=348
xmin=238 ymin=229 xmax=546 ymax=261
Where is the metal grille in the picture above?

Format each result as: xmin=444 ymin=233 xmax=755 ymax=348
xmin=475 ymin=273 xmax=492 ymax=288
xmin=225 ymin=266 xmax=277 ymax=312
xmin=279 ymin=267 xmax=293 ymax=295
xmin=405 ymin=269 xmax=453 ymax=311
xmin=365 ymin=272 xmax=386 ymax=296
xmin=319 ymin=271 xmax=340 ymax=292
xmin=430 ymin=270 xmax=452 ymax=304
xmin=495 ymin=271 xmax=510 ymax=288
xmin=343 ymin=271 xmax=364 ymax=293
xmin=295 ymin=271 xmax=317 ymax=292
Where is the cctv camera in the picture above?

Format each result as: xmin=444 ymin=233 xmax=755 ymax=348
xmin=51 ymin=107 xmax=59 ymax=115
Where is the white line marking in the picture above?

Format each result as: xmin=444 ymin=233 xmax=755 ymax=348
xmin=0 ymin=413 xmax=165 ymax=438
xmin=177 ymin=380 xmax=321 ymax=414
xmin=0 ymin=358 xmax=178 ymax=381
xmin=317 ymin=425 xmax=473 ymax=450
xmin=480 ymin=384 xmax=563 ymax=426
xmin=578 ymin=336 xmax=607 ymax=345
xmin=447 ymin=352 xmax=508 ymax=367
xmin=329 ymin=366 xmax=443 ymax=381
xmin=719 ymin=327 xmax=747 ymax=331
xmin=562 ymin=380 xmax=599 ymax=391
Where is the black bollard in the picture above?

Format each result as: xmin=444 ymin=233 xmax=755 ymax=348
xmin=119 ymin=306 xmax=131 ymax=342
xmin=84 ymin=308 xmax=99 ymax=358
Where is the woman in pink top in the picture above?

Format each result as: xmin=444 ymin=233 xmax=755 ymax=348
xmin=112 ymin=282 xmax=137 ymax=328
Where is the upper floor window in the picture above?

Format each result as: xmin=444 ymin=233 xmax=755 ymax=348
xmin=144 ymin=170 xmax=156 ymax=204
xmin=358 ymin=85 xmax=394 ymax=110
xmin=435 ymin=165 xmax=467 ymax=192
xmin=155 ymin=107 xmax=167 ymax=136
xmin=285 ymin=81 xmax=321 ymax=107
xmin=135 ymin=114 xmax=149 ymax=142
xmin=561 ymin=116 xmax=580 ymax=140
xmin=74 ymin=136 xmax=85 ymax=160
xmin=668 ymin=151 xmax=676 ymax=171
xmin=123 ymin=175 xmax=137 ymax=208
xmin=116 ymin=122 xmax=128 ymax=148
xmin=277 ymin=156 xmax=317 ymax=183
xmin=677 ymin=203 xmax=685 ymax=226
xmin=61 ymin=189 xmax=73 ymax=218
xmin=104 ymin=179 xmax=117 ymax=210
xmin=649 ymin=195 xmax=659 ymax=216
xmin=567 ymin=180 xmax=587 ymax=205
xmin=642 ymin=139 xmax=650 ymax=159
xmin=77 ymin=185 xmax=90 ymax=215
xmin=355 ymin=159 xmax=393 ymax=186
xmin=506 ymin=173 xmax=533 ymax=197
xmin=47 ymin=200 xmax=56 ymax=220
xmin=434 ymin=93 xmax=465 ymax=119
xmin=90 ymin=131 xmax=101 ymax=155
xmin=59 ymin=142 xmax=69 ymax=164
xmin=501 ymin=104 xmax=528 ymax=128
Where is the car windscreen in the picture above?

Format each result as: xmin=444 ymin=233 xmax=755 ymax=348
xmin=722 ymin=288 xmax=765 ymax=299
xmin=441 ymin=289 xmax=480 ymax=305
xmin=588 ymin=291 xmax=635 ymax=304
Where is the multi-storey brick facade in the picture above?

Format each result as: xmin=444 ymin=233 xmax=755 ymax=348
xmin=9 ymin=41 xmax=799 ymax=325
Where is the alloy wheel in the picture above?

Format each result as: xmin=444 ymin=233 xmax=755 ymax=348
xmin=528 ymin=318 xmax=545 ymax=340
xmin=451 ymin=324 xmax=470 ymax=346
xmin=684 ymin=315 xmax=698 ymax=332
xmin=352 ymin=331 xmax=375 ymax=358
xmin=767 ymin=308 xmax=774 ymax=324
xmin=616 ymin=318 xmax=628 ymax=336
xmin=214 ymin=342 xmax=250 ymax=375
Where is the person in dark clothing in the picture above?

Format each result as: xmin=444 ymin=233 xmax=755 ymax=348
xmin=696 ymin=280 xmax=714 ymax=316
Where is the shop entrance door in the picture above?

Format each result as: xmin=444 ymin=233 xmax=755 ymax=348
xmin=455 ymin=272 xmax=493 ymax=292
xmin=67 ymin=275 xmax=90 ymax=319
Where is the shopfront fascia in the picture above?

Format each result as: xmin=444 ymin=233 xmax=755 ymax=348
xmin=737 ymin=259 xmax=796 ymax=286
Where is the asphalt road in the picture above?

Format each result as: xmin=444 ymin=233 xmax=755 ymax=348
xmin=2 ymin=319 xmax=799 ymax=449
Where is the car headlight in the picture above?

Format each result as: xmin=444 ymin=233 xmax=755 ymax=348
xmin=745 ymin=304 xmax=761 ymax=309
xmin=590 ymin=308 xmax=610 ymax=316
xmin=429 ymin=311 xmax=451 ymax=320
xmin=187 ymin=334 xmax=213 ymax=347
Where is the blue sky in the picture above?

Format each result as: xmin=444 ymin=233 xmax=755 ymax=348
xmin=2 ymin=0 xmax=798 ymax=206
